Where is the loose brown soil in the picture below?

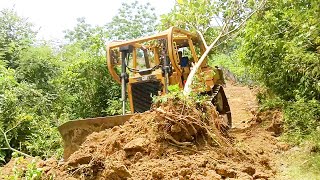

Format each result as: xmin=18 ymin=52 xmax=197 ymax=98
xmin=0 ymin=82 xmax=288 ymax=180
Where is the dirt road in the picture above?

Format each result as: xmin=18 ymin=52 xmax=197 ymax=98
xmin=226 ymin=82 xmax=287 ymax=179
xmin=224 ymin=82 xmax=259 ymax=128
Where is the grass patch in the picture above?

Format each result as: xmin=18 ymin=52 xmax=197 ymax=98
xmin=279 ymin=142 xmax=320 ymax=180
xmin=257 ymin=90 xmax=320 ymax=179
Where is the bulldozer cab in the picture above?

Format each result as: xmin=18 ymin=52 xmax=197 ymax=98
xmin=107 ymin=28 xmax=208 ymax=81
xmin=106 ymin=27 xmax=218 ymax=113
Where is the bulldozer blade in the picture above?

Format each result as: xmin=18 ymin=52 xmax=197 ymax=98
xmin=58 ymin=114 xmax=133 ymax=160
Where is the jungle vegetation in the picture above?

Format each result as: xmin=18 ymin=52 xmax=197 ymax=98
xmin=0 ymin=0 xmax=319 ymax=177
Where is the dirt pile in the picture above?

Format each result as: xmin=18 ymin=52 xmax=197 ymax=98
xmin=34 ymin=98 xmax=283 ymax=179
xmin=1 ymin=83 xmax=289 ymax=179
xmin=39 ymin=99 xmax=235 ymax=179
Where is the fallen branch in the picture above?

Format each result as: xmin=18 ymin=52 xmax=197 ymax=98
xmin=0 ymin=124 xmax=32 ymax=158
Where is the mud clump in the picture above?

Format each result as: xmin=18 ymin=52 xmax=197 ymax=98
xmin=251 ymin=109 xmax=284 ymax=136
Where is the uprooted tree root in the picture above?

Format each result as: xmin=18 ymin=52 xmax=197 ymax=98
xmin=153 ymin=96 xmax=231 ymax=150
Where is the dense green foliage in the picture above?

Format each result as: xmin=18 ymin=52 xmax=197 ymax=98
xmin=284 ymin=99 xmax=320 ymax=141
xmin=240 ymin=0 xmax=320 ymax=140
xmin=0 ymin=9 xmax=36 ymax=69
xmin=0 ymin=61 xmax=63 ymax=160
xmin=54 ymin=44 xmax=121 ymax=118
xmin=240 ymin=0 xmax=319 ymax=101
xmin=16 ymin=46 xmax=61 ymax=91
xmin=239 ymin=0 xmax=320 ymax=175
xmin=0 ymin=1 xmax=156 ymax=164
xmin=1 ymin=1 xmax=319 ymax=177
xmin=0 ymin=9 xmax=63 ymax=162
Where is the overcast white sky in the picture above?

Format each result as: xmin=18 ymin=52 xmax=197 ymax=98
xmin=0 ymin=0 xmax=175 ymax=41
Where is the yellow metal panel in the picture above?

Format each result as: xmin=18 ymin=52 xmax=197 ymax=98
xmin=154 ymin=47 xmax=160 ymax=65
xmin=108 ymin=31 xmax=168 ymax=48
xmin=132 ymin=47 xmax=137 ymax=73
xmin=168 ymin=27 xmax=182 ymax=76
xmin=188 ymin=38 xmax=199 ymax=63
xmin=106 ymin=45 xmax=121 ymax=84
xmin=127 ymin=83 xmax=134 ymax=113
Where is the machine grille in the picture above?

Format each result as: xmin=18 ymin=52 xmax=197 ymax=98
xmin=131 ymin=81 xmax=162 ymax=113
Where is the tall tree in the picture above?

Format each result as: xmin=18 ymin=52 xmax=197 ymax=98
xmin=64 ymin=17 xmax=106 ymax=56
xmin=107 ymin=1 xmax=157 ymax=40
xmin=0 ymin=8 xmax=36 ymax=69
xmin=160 ymin=0 xmax=262 ymax=44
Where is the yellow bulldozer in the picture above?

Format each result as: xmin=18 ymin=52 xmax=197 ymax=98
xmin=59 ymin=27 xmax=231 ymax=159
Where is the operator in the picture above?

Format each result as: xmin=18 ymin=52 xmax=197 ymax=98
xmin=178 ymin=51 xmax=191 ymax=84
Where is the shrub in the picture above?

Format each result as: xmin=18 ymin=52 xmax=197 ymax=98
xmin=283 ymin=99 xmax=320 ymax=143
xmin=0 ymin=63 xmax=64 ymax=164
xmin=239 ymin=0 xmax=320 ymax=101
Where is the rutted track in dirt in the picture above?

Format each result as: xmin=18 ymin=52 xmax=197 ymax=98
xmin=1 ymin=82 xmax=288 ymax=179
xmin=224 ymin=82 xmax=258 ymax=128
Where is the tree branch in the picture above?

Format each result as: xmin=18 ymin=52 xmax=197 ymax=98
xmin=197 ymin=30 xmax=208 ymax=49
xmin=184 ymin=30 xmax=224 ymax=95
xmin=5 ymin=121 xmax=22 ymax=134
xmin=0 ymin=127 xmax=32 ymax=158
xmin=183 ymin=0 xmax=266 ymax=95
xmin=221 ymin=0 xmax=266 ymax=39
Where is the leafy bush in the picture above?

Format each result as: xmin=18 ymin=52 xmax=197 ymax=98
xmin=0 ymin=64 xmax=63 ymax=163
xmin=239 ymin=0 xmax=320 ymax=146
xmin=103 ymin=99 xmax=123 ymax=116
xmin=257 ymin=90 xmax=320 ymax=145
xmin=239 ymin=0 xmax=320 ymax=101
xmin=283 ymin=99 xmax=320 ymax=143
xmin=16 ymin=46 xmax=61 ymax=91
xmin=239 ymin=3 xmax=320 ymax=175
xmin=53 ymin=44 xmax=121 ymax=119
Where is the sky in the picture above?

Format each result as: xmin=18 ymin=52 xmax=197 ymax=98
xmin=0 ymin=0 xmax=175 ymax=41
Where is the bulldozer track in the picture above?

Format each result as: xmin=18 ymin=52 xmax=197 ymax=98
xmin=210 ymin=85 xmax=232 ymax=128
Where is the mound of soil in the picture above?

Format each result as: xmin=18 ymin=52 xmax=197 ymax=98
xmin=1 ymin=83 xmax=289 ymax=179
xmin=40 ymin=100 xmax=284 ymax=179
xmin=40 ymin=99 xmax=240 ymax=179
